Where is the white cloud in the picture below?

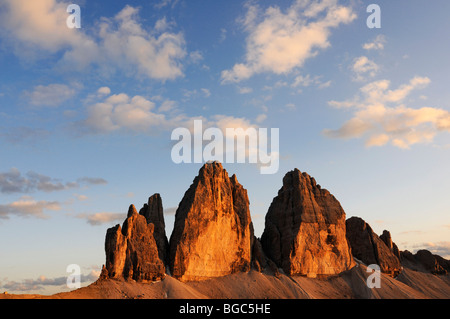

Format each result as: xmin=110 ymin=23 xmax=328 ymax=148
xmin=292 ymin=75 xmax=314 ymax=88
xmin=351 ymin=56 xmax=379 ymax=81
xmin=318 ymin=80 xmax=332 ymax=89
xmin=0 ymin=1 xmax=187 ymax=81
xmin=363 ymin=35 xmax=386 ymax=51
xmin=221 ymin=0 xmax=356 ymax=83
xmin=0 ymin=196 xmax=61 ymax=220
xmin=154 ymin=0 xmax=179 ymax=10
xmin=211 ymin=115 xmax=256 ymax=133
xmin=189 ymin=50 xmax=204 ymax=64
xmin=83 ymin=89 xmax=259 ymax=136
xmin=98 ymin=6 xmax=186 ymax=80
xmin=366 ymin=134 xmax=390 ymax=147
xmin=255 ymin=114 xmax=267 ymax=123
xmin=77 ymin=212 xmax=125 ymax=226
xmin=0 ymin=168 xmax=107 ymax=194
xmin=158 ymin=100 xmax=177 ymax=112
xmin=0 ymin=0 xmax=98 ymax=67
xmin=238 ymin=87 xmax=253 ymax=94
xmin=84 ymin=94 xmax=166 ymax=133
xmin=97 ymin=87 xmax=111 ymax=96
xmin=324 ymin=76 xmax=450 ymax=149
xmin=26 ymin=83 xmax=77 ymax=107
xmin=291 ymin=74 xmax=330 ymax=89
xmin=0 ymin=270 xmax=100 ymax=292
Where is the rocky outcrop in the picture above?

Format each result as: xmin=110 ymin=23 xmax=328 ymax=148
xmin=251 ymin=237 xmax=267 ymax=272
xmin=260 ymin=169 xmax=355 ymax=277
xmin=139 ymin=194 xmax=169 ymax=264
xmin=104 ymin=205 xmax=165 ymax=281
xmin=380 ymin=230 xmax=401 ymax=260
xmin=401 ymin=250 xmax=450 ymax=275
xmin=169 ymin=162 xmax=254 ymax=282
xmin=346 ymin=217 xmax=402 ymax=277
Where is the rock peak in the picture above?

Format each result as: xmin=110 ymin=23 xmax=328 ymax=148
xmin=261 ymin=169 xmax=354 ymax=276
xmin=169 ymin=163 xmax=254 ymax=281
xmin=139 ymin=193 xmax=169 ymax=264
xmin=197 ymin=161 xmax=227 ymax=178
xmin=346 ymin=217 xmax=402 ymax=277
xmin=127 ymin=204 xmax=138 ymax=218
xmin=104 ymin=209 xmax=165 ymax=282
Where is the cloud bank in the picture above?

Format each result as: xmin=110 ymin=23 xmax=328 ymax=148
xmin=324 ymin=76 xmax=450 ymax=149
xmin=0 ymin=1 xmax=187 ymax=81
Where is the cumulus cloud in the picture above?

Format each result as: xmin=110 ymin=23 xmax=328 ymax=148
xmin=324 ymin=76 xmax=450 ymax=149
xmin=221 ymin=0 xmax=356 ymax=83
xmin=0 ymin=168 xmax=107 ymax=194
xmin=291 ymin=74 xmax=331 ymax=89
xmin=97 ymin=87 xmax=111 ymax=96
xmin=0 ymin=1 xmax=187 ymax=81
xmin=76 ymin=212 xmax=125 ymax=226
xmin=363 ymin=34 xmax=386 ymax=51
xmin=82 ymin=89 xmax=259 ymax=135
xmin=238 ymin=87 xmax=253 ymax=94
xmin=0 ymin=196 xmax=61 ymax=220
xmin=83 ymin=93 xmax=169 ymax=133
xmin=80 ymin=89 xmax=271 ymax=168
xmin=351 ymin=56 xmax=379 ymax=81
xmin=98 ymin=5 xmax=186 ymax=80
xmin=0 ymin=0 xmax=98 ymax=66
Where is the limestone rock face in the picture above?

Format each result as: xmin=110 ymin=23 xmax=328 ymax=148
xmin=104 ymin=205 xmax=165 ymax=281
xmin=169 ymin=162 xmax=254 ymax=282
xmin=346 ymin=217 xmax=402 ymax=277
xmin=139 ymin=194 xmax=169 ymax=264
xmin=260 ymin=169 xmax=355 ymax=277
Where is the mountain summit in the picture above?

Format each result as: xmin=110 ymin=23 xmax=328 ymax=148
xmin=261 ymin=169 xmax=355 ymax=277
xmin=169 ymin=161 xmax=254 ymax=281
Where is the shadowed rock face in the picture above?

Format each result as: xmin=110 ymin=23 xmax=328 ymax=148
xmin=401 ymin=249 xmax=450 ymax=275
xmin=380 ymin=230 xmax=401 ymax=260
xmin=260 ymin=169 xmax=355 ymax=277
xmin=169 ymin=162 xmax=254 ymax=282
xmin=139 ymin=194 xmax=169 ymax=264
xmin=346 ymin=217 xmax=402 ymax=277
xmin=104 ymin=205 xmax=165 ymax=282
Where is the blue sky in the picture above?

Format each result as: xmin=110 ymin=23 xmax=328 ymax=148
xmin=1 ymin=0 xmax=450 ymax=294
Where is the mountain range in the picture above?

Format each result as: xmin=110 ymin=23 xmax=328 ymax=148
xmin=2 ymin=162 xmax=449 ymax=299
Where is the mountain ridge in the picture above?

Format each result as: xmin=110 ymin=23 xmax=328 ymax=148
xmin=3 ymin=162 xmax=449 ymax=299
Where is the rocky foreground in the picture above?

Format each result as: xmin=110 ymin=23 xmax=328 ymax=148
xmin=3 ymin=162 xmax=449 ymax=299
